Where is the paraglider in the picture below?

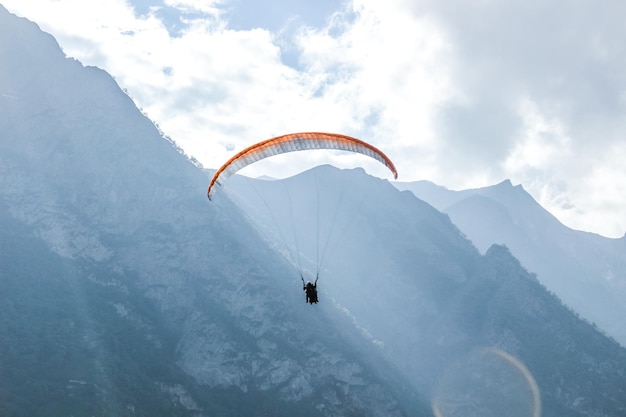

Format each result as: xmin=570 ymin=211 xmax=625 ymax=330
xmin=207 ymin=132 xmax=398 ymax=200
xmin=302 ymin=275 xmax=319 ymax=304
xmin=207 ymin=132 xmax=398 ymax=305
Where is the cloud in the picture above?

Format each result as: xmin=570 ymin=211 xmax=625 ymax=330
xmin=405 ymin=0 xmax=626 ymax=236
xmin=5 ymin=0 xmax=452 ymax=180
xmin=291 ymin=0 xmax=455 ymax=177
xmin=420 ymin=1 xmax=625 ymax=167
xmin=3 ymin=0 xmax=626 ymax=237
xmin=4 ymin=0 xmax=309 ymax=171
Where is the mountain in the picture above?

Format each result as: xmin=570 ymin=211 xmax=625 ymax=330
xmin=223 ymin=167 xmax=626 ymax=416
xmin=395 ymin=179 xmax=626 ymax=346
xmin=2 ymin=5 xmax=626 ymax=417
xmin=0 ymin=6 xmax=424 ymax=416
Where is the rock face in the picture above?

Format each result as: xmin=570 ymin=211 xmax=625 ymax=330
xmin=1 ymin=5 xmax=626 ymax=417
xmin=395 ymin=179 xmax=626 ymax=347
xmin=0 ymin=6 xmax=418 ymax=417
xmin=227 ymin=168 xmax=626 ymax=417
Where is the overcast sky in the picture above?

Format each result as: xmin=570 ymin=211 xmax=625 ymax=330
xmin=3 ymin=0 xmax=626 ymax=238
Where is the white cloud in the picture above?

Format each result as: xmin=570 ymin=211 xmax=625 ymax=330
xmin=556 ymin=144 xmax=626 ymax=238
xmin=504 ymin=98 xmax=572 ymax=174
xmin=3 ymin=0 xmax=626 ymax=237
xmin=163 ymin=0 xmax=223 ymax=15
xmin=408 ymin=0 xmax=626 ymax=237
xmin=292 ymin=0 xmax=455 ymax=178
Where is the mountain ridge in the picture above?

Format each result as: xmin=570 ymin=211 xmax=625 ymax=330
xmin=394 ymin=178 xmax=626 ymax=346
xmin=226 ymin=166 xmax=626 ymax=416
xmin=1 ymin=6 xmax=423 ymax=416
xmin=2 ymin=5 xmax=626 ymax=416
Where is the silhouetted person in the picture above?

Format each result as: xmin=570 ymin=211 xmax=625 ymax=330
xmin=302 ymin=276 xmax=319 ymax=304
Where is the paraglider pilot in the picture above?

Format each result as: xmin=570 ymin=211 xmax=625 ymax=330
xmin=302 ymin=275 xmax=319 ymax=304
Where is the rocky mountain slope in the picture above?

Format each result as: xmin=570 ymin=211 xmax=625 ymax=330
xmin=0 ymin=6 xmax=423 ymax=416
xmin=225 ymin=168 xmax=626 ymax=417
xmin=2 ymin=5 xmax=626 ymax=417
xmin=395 ymin=179 xmax=626 ymax=346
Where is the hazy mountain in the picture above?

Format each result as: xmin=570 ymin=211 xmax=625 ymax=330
xmin=2 ymin=5 xmax=626 ymax=417
xmin=395 ymin=179 xmax=626 ymax=347
xmin=222 ymin=167 xmax=626 ymax=417
xmin=0 ymin=6 xmax=424 ymax=416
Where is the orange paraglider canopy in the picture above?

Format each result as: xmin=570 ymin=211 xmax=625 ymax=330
xmin=207 ymin=132 xmax=397 ymax=199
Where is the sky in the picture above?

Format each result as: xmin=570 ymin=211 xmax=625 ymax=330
xmin=3 ymin=0 xmax=626 ymax=238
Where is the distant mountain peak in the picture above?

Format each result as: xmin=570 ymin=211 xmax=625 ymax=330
xmin=496 ymin=178 xmax=513 ymax=187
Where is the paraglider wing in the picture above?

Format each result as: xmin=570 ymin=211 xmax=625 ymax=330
xmin=207 ymin=132 xmax=398 ymax=199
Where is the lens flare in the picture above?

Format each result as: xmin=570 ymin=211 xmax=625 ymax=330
xmin=432 ymin=347 xmax=541 ymax=417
